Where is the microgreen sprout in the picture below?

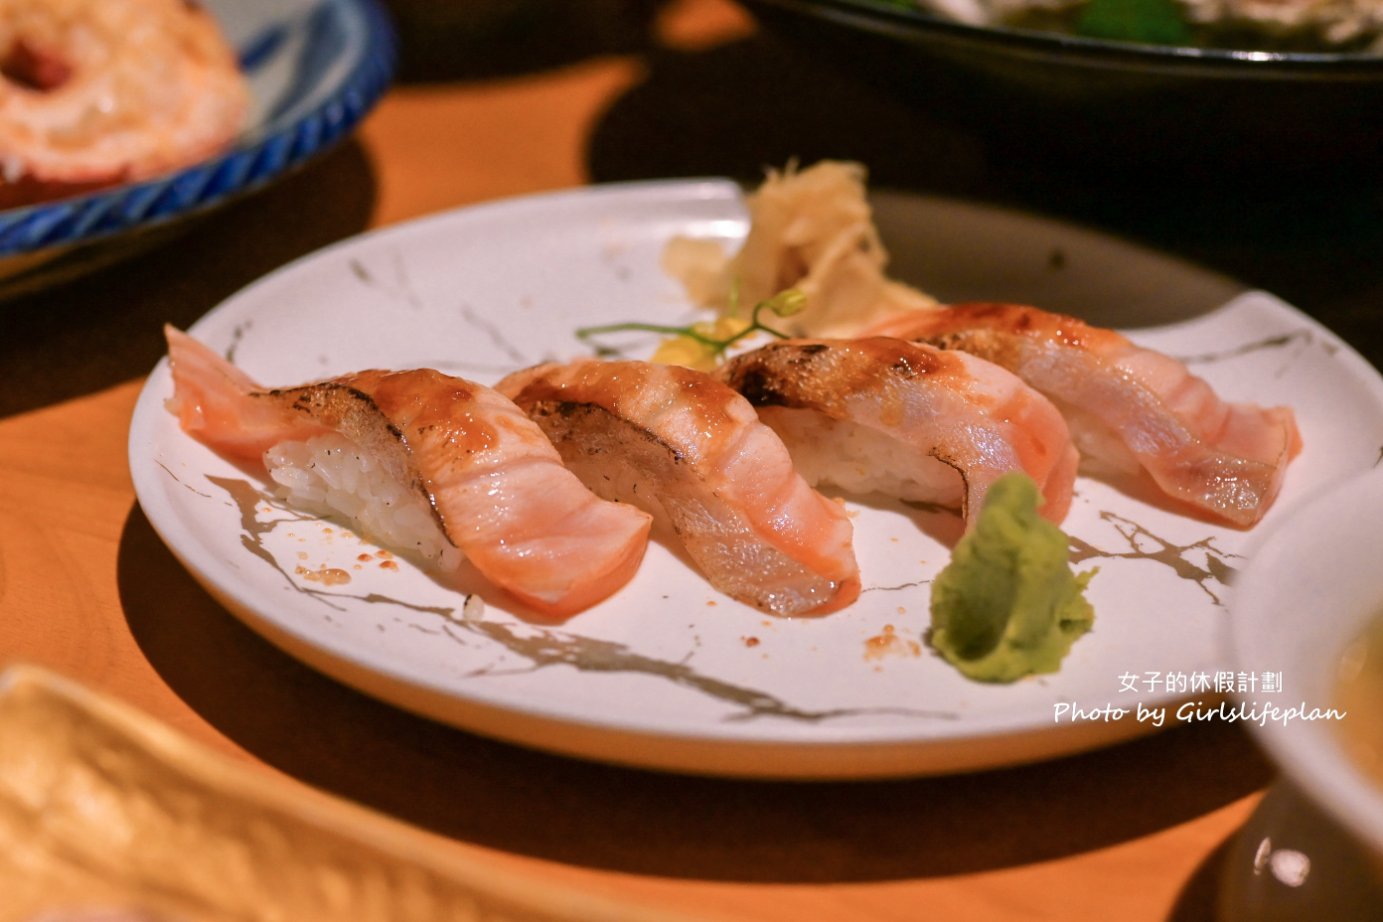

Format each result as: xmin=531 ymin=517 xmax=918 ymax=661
xmin=575 ymin=287 xmax=807 ymax=370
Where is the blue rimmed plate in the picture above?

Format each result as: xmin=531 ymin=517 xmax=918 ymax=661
xmin=0 ymin=0 xmax=395 ymax=295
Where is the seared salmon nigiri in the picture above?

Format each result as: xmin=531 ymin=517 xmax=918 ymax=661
xmin=868 ymin=303 xmax=1301 ymax=527
xmin=497 ymin=359 xmax=861 ymax=617
xmin=717 ymin=337 xmax=1079 ymax=530
xmin=163 ymin=326 xmax=652 ymax=618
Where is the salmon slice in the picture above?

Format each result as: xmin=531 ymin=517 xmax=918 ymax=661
xmin=498 ymin=359 xmax=861 ymax=616
xmin=718 ymin=337 xmax=1079 ymax=530
xmin=868 ymin=303 xmax=1301 ymax=526
xmin=164 ymin=326 xmax=652 ymax=618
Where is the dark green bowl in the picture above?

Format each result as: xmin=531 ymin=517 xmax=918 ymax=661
xmin=743 ymin=0 xmax=1383 ymax=172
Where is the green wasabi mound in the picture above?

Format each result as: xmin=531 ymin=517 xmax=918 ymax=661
xmin=929 ymin=473 xmax=1096 ymax=683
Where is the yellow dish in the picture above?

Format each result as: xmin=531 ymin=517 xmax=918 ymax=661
xmin=0 ymin=664 xmax=708 ymax=922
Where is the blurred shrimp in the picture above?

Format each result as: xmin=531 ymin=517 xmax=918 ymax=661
xmin=0 ymin=0 xmax=249 ymax=206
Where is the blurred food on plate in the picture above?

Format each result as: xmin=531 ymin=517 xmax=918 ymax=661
xmin=0 ymin=0 xmax=249 ymax=208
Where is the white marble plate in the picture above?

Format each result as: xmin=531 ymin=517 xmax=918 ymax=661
xmin=127 ymin=179 xmax=1383 ymax=778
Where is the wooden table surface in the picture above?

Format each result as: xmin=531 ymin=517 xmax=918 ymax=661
xmin=6 ymin=0 xmax=1383 ymax=918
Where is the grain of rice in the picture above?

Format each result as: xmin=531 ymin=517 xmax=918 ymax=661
xmin=264 ymin=434 xmax=463 ymax=571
